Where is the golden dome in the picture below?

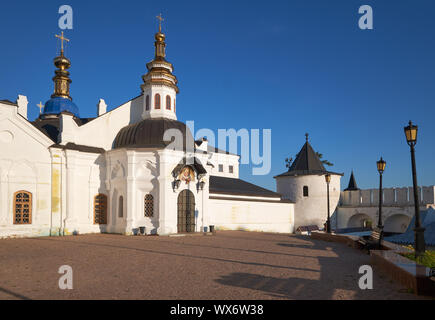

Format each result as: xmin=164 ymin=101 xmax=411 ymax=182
xmin=53 ymin=54 xmax=71 ymax=70
xmin=155 ymin=32 xmax=165 ymax=42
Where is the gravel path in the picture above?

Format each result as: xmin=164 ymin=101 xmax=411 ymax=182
xmin=0 ymin=231 xmax=425 ymax=300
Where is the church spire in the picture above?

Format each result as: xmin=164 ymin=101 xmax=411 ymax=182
xmin=154 ymin=14 xmax=166 ymax=59
xmin=51 ymin=31 xmax=72 ymax=100
xmin=41 ymin=31 xmax=79 ymax=117
xmin=141 ymin=15 xmax=179 ymax=120
xmin=344 ymin=171 xmax=360 ymax=191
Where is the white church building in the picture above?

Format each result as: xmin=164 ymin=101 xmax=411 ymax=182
xmin=9 ymin=23 xmax=431 ymax=240
xmin=1 ymin=25 xmax=329 ymax=239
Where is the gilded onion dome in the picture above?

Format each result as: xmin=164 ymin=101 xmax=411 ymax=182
xmin=52 ymin=52 xmax=72 ymax=100
xmin=141 ymin=15 xmax=179 ymax=94
xmin=43 ymin=31 xmax=79 ymax=117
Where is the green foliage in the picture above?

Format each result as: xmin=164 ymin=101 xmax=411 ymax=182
xmin=316 ymin=152 xmax=333 ymax=167
xmin=285 ymin=157 xmax=293 ymax=169
xmin=402 ymin=249 xmax=435 ymax=268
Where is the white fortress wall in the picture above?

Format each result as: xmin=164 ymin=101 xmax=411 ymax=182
xmin=336 ymin=186 xmax=435 ymax=232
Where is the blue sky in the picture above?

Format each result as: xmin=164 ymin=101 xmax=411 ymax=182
xmin=1 ymin=0 xmax=434 ymax=191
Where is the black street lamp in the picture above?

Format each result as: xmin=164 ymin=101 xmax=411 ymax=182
xmin=325 ymin=173 xmax=331 ymax=233
xmin=404 ymin=121 xmax=426 ymax=257
xmin=376 ymin=157 xmax=386 ymax=229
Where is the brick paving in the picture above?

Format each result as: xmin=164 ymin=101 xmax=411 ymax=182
xmin=0 ymin=231 xmax=426 ymax=300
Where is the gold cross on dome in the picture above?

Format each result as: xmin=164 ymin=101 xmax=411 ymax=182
xmin=37 ymin=101 xmax=44 ymax=114
xmin=156 ymin=13 xmax=164 ymax=32
xmin=55 ymin=31 xmax=70 ymax=54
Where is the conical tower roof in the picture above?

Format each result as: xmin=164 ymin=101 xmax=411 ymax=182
xmin=287 ymin=141 xmax=326 ymax=174
xmin=344 ymin=171 xmax=360 ymax=191
xmin=274 ymin=134 xmax=343 ymax=178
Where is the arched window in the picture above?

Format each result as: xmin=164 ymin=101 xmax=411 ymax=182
xmin=144 ymin=194 xmax=154 ymax=217
xmin=118 ymin=196 xmax=123 ymax=218
xmin=154 ymin=94 xmax=161 ymax=109
xmin=14 ymin=191 xmax=32 ymax=224
xmin=166 ymin=95 xmax=171 ymax=110
xmin=145 ymin=95 xmax=150 ymax=111
xmin=94 ymin=194 xmax=107 ymax=224
xmin=303 ymin=186 xmax=309 ymax=197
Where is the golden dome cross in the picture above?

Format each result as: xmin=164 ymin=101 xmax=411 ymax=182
xmin=55 ymin=31 xmax=69 ymax=54
xmin=37 ymin=101 xmax=44 ymax=114
xmin=156 ymin=13 xmax=164 ymax=32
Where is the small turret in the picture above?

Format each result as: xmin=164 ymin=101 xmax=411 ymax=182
xmin=344 ymin=171 xmax=360 ymax=191
xmin=274 ymin=134 xmax=343 ymax=230
xmin=42 ymin=31 xmax=79 ymax=117
xmin=141 ymin=14 xmax=178 ymax=120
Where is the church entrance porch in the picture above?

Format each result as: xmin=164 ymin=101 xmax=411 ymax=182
xmin=177 ymin=190 xmax=196 ymax=233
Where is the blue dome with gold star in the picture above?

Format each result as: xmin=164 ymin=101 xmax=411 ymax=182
xmin=43 ymin=97 xmax=79 ymax=117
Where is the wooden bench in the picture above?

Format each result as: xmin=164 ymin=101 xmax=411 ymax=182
xmin=357 ymin=227 xmax=383 ymax=251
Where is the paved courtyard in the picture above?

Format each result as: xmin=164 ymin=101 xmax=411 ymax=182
xmin=0 ymin=231 xmax=425 ymax=300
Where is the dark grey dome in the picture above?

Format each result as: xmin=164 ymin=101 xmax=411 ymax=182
xmin=113 ymin=118 xmax=194 ymax=150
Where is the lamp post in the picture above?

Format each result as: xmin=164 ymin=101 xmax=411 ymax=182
xmin=325 ymin=173 xmax=331 ymax=233
xmin=404 ymin=121 xmax=426 ymax=257
xmin=376 ymin=157 xmax=386 ymax=229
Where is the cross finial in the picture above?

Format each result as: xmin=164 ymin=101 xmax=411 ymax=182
xmin=37 ymin=102 xmax=44 ymax=114
xmin=305 ymin=133 xmax=309 ymax=142
xmin=55 ymin=31 xmax=70 ymax=55
xmin=156 ymin=13 xmax=164 ymax=32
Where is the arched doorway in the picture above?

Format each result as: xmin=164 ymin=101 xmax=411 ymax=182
xmin=384 ymin=214 xmax=410 ymax=233
xmin=177 ymin=190 xmax=195 ymax=233
xmin=347 ymin=213 xmax=372 ymax=229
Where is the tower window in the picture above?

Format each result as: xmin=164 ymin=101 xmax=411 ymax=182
xmin=145 ymin=95 xmax=150 ymax=111
xmin=303 ymin=186 xmax=309 ymax=197
xmin=154 ymin=94 xmax=161 ymax=109
xmin=94 ymin=194 xmax=107 ymax=224
xmin=118 ymin=196 xmax=124 ymax=218
xmin=14 ymin=191 xmax=32 ymax=224
xmin=166 ymin=95 xmax=171 ymax=110
xmin=229 ymin=165 xmax=234 ymax=174
xmin=145 ymin=194 xmax=154 ymax=217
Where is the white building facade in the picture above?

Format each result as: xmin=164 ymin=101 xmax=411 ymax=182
xmin=0 ymin=26 xmax=294 ymax=238
xmin=274 ymin=136 xmax=342 ymax=230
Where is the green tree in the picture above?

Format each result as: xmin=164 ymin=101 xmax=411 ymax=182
xmin=285 ymin=157 xmax=293 ymax=169
xmin=316 ymin=152 xmax=333 ymax=167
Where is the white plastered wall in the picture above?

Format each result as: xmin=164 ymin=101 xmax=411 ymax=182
xmin=0 ymin=101 xmax=53 ymax=238
xmin=336 ymin=186 xmax=435 ymax=233
xmin=207 ymin=152 xmax=239 ymax=178
xmin=142 ymin=84 xmax=177 ymax=120
xmin=59 ymin=95 xmax=144 ymax=150
xmin=105 ymin=148 xmax=212 ymax=235
xmin=276 ymin=174 xmax=341 ymax=230
xmin=209 ymin=197 xmax=294 ymax=233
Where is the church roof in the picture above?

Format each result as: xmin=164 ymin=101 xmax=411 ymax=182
xmin=207 ymin=145 xmax=238 ymax=156
xmin=194 ymin=139 xmax=238 ymax=156
xmin=114 ymin=118 xmax=193 ymax=150
xmin=43 ymin=97 xmax=80 ymax=117
xmin=209 ymin=176 xmax=285 ymax=199
xmin=32 ymin=116 xmax=94 ymax=142
xmin=0 ymin=99 xmax=17 ymax=106
xmin=344 ymin=171 xmax=360 ymax=191
xmin=274 ymin=138 xmax=343 ymax=178
xmin=51 ymin=142 xmax=105 ymax=154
